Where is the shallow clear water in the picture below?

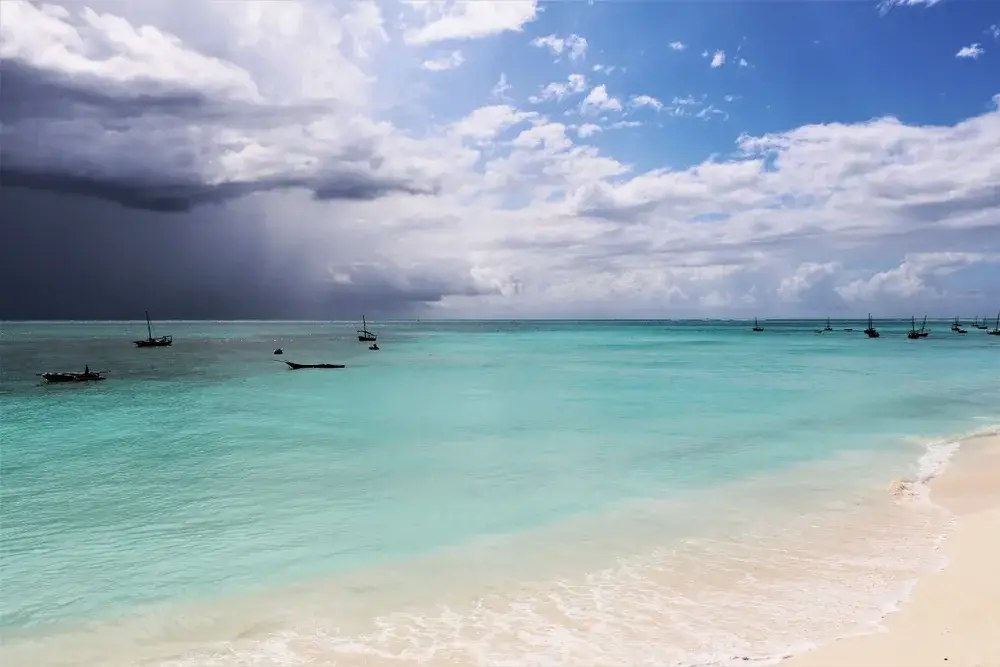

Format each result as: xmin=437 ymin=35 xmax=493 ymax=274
xmin=1 ymin=319 xmax=998 ymax=666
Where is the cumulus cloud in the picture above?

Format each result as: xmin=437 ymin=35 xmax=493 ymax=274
xmin=4 ymin=0 xmax=1000 ymax=319
xmin=403 ymin=1 xmax=538 ymax=45
xmin=710 ymin=50 xmax=726 ymax=68
xmin=528 ymin=74 xmax=588 ymax=104
xmin=955 ymin=43 xmax=985 ymax=59
xmin=669 ymin=41 xmax=686 ymax=51
xmin=630 ymin=95 xmax=664 ymax=111
xmin=531 ymin=33 xmax=588 ymax=61
xmin=422 ymin=50 xmax=464 ymax=71
xmin=777 ymin=262 xmax=841 ymax=302
xmin=581 ymin=85 xmax=623 ymax=112
xmin=835 ymin=253 xmax=1000 ymax=302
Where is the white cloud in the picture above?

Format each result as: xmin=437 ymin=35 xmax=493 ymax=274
xmin=422 ymin=50 xmax=464 ymax=71
xmin=710 ymin=50 xmax=726 ymax=68
xmin=609 ymin=120 xmax=643 ymax=130
xmin=989 ymin=24 xmax=1000 ymax=40
xmin=738 ymin=57 xmax=749 ymax=67
xmin=529 ymin=74 xmax=588 ymax=103
xmin=531 ymin=33 xmax=588 ymax=61
xmin=669 ymin=41 xmax=686 ymax=51
xmin=581 ymin=84 xmax=622 ymax=112
xmin=956 ymin=43 xmax=985 ymax=59
xmin=630 ymin=95 xmax=663 ymax=111
xmin=450 ymin=105 xmax=536 ymax=141
xmin=836 ymin=254 xmax=1000 ymax=302
xmin=4 ymin=0 xmax=1000 ymax=318
xmin=491 ymin=72 xmax=512 ymax=100
xmin=404 ymin=0 xmax=538 ymax=45
xmin=592 ymin=64 xmax=617 ymax=75
xmin=777 ymin=262 xmax=840 ymax=302
xmin=878 ymin=0 xmax=944 ymax=15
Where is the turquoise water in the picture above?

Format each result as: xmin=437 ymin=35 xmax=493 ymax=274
xmin=1 ymin=319 xmax=998 ymax=665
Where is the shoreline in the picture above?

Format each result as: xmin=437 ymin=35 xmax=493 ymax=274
xmin=784 ymin=432 xmax=1000 ymax=667
xmin=2 ymin=430 xmax=996 ymax=667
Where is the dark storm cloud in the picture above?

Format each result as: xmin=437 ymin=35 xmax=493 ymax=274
xmin=1 ymin=165 xmax=440 ymax=213
xmin=0 ymin=59 xmax=441 ymax=212
xmin=0 ymin=188 xmax=488 ymax=320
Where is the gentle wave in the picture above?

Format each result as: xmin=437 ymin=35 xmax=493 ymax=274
xmin=6 ymin=430 xmax=984 ymax=667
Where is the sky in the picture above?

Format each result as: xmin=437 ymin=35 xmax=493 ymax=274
xmin=1 ymin=0 xmax=999 ymax=320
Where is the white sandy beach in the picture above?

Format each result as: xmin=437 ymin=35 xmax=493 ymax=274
xmin=786 ymin=434 xmax=1000 ymax=667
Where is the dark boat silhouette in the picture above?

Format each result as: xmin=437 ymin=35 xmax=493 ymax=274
xmin=988 ymin=312 xmax=1000 ymax=336
xmin=134 ymin=311 xmax=172 ymax=347
xmin=282 ymin=361 xmax=345 ymax=370
xmin=751 ymin=317 xmax=763 ymax=332
xmin=38 ymin=367 xmax=106 ymax=383
xmin=951 ymin=317 xmax=967 ymax=334
xmin=864 ymin=314 xmax=880 ymax=338
xmin=357 ymin=315 xmax=377 ymax=342
xmin=907 ymin=316 xmax=928 ymax=340
xmin=974 ymin=315 xmax=989 ymax=330
xmin=823 ymin=318 xmax=833 ymax=332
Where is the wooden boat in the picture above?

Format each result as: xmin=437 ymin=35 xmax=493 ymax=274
xmin=988 ymin=312 xmax=1000 ymax=336
xmin=864 ymin=313 xmax=880 ymax=338
xmin=282 ymin=361 xmax=345 ymax=370
xmin=951 ymin=317 xmax=967 ymax=334
xmin=357 ymin=315 xmax=377 ymax=342
xmin=973 ymin=316 xmax=988 ymax=330
xmin=751 ymin=317 xmax=763 ymax=332
xmin=907 ymin=316 xmax=928 ymax=340
xmin=134 ymin=311 xmax=172 ymax=347
xmin=38 ymin=369 xmax=106 ymax=383
xmin=823 ymin=318 xmax=833 ymax=332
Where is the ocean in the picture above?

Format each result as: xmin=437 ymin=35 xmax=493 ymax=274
xmin=1 ymin=319 xmax=998 ymax=667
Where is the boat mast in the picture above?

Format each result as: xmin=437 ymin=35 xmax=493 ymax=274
xmin=146 ymin=310 xmax=152 ymax=340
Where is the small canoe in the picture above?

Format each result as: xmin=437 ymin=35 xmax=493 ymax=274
xmin=282 ymin=361 xmax=345 ymax=370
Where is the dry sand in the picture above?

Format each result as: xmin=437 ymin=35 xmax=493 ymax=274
xmin=785 ymin=434 xmax=1000 ymax=667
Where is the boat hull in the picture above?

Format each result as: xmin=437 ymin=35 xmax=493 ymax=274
xmin=40 ymin=372 xmax=106 ymax=383
xmin=283 ymin=361 xmax=345 ymax=370
xmin=134 ymin=337 xmax=172 ymax=347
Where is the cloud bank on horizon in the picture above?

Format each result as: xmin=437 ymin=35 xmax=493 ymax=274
xmin=2 ymin=0 xmax=999 ymax=319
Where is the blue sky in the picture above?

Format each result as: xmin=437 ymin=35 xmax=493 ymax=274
xmin=409 ymin=1 xmax=998 ymax=169
xmin=2 ymin=0 xmax=999 ymax=319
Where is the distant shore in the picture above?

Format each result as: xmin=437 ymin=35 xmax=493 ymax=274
xmin=785 ymin=432 xmax=1000 ymax=667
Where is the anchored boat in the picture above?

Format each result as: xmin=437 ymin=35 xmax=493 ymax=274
xmin=134 ymin=310 xmax=172 ymax=347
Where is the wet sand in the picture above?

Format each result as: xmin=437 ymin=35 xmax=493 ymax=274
xmin=785 ymin=434 xmax=1000 ymax=667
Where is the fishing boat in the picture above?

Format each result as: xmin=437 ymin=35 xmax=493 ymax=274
xmin=988 ymin=312 xmax=1000 ymax=336
xmin=282 ymin=361 xmax=346 ymax=370
xmin=864 ymin=313 xmax=880 ymax=338
xmin=133 ymin=311 xmax=172 ymax=347
xmin=973 ymin=316 xmax=988 ymax=330
xmin=357 ymin=315 xmax=377 ymax=342
xmin=751 ymin=317 xmax=763 ymax=332
xmin=823 ymin=318 xmax=833 ymax=332
xmin=907 ymin=316 xmax=928 ymax=340
xmin=38 ymin=368 xmax=106 ymax=383
xmin=918 ymin=315 xmax=930 ymax=337
xmin=951 ymin=317 xmax=967 ymax=334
